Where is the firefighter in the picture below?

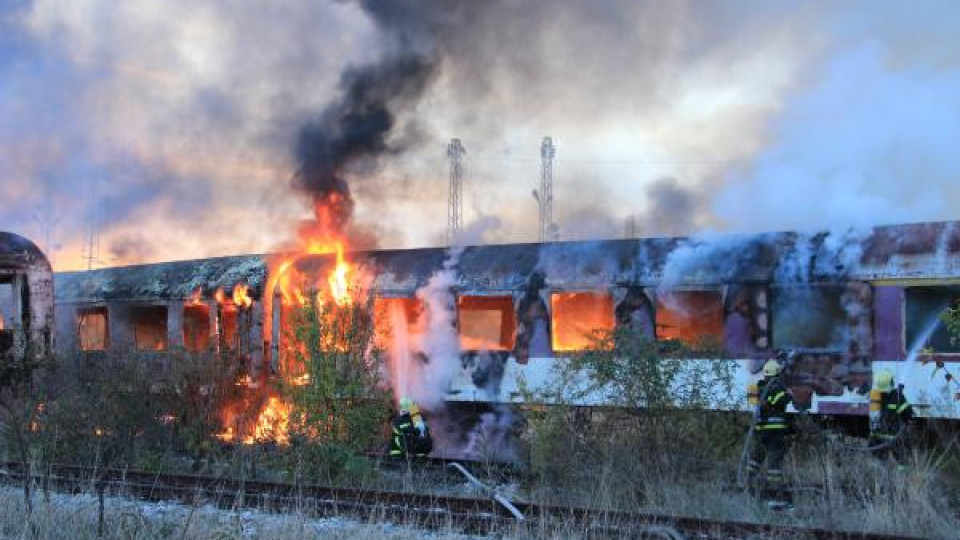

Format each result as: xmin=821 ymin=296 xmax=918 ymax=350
xmin=747 ymin=357 xmax=793 ymax=507
xmin=869 ymin=369 xmax=913 ymax=465
xmin=389 ymin=397 xmax=433 ymax=458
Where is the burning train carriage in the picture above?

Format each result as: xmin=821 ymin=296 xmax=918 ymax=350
xmin=49 ymin=220 xmax=960 ymax=424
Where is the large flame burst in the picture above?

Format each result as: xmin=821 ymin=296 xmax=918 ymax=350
xmin=218 ymin=193 xmax=356 ymax=446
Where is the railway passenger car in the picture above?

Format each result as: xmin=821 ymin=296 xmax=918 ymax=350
xmin=46 ymin=220 xmax=960 ymax=421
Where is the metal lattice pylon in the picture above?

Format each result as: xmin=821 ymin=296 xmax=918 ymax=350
xmin=446 ymin=138 xmax=465 ymax=245
xmin=625 ymin=214 xmax=638 ymax=238
xmin=532 ymin=136 xmax=558 ymax=242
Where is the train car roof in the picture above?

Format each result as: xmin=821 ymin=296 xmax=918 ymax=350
xmin=53 ymin=220 xmax=960 ymax=303
xmin=0 ymin=231 xmax=52 ymax=272
xmin=55 ymin=254 xmax=267 ymax=303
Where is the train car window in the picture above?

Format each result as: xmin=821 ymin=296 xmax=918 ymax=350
xmin=458 ymin=296 xmax=515 ymax=351
xmin=771 ymin=285 xmax=847 ymax=350
xmin=905 ymin=286 xmax=960 ymax=353
xmin=373 ymin=297 xmax=424 ymax=350
xmin=550 ymin=291 xmax=615 ymax=352
xmin=656 ymin=291 xmax=724 ymax=348
xmin=183 ymin=304 xmax=211 ymax=352
xmin=132 ymin=306 xmax=168 ymax=351
xmin=219 ymin=305 xmax=238 ymax=350
xmin=0 ymin=281 xmax=13 ymax=331
xmin=78 ymin=307 xmax=109 ymax=351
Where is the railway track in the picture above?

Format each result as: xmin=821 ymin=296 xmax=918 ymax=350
xmin=367 ymin=453 xmax=522 ymax=482
xmin=0 ymin=462 xmax=927 ymax=540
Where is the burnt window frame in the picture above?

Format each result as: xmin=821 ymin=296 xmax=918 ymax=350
xmin=0 ymin=276 xmax=16 ymax=355
xmin=182 ymin=302 xmax=212 ymax=353
xmin=456 ymin=293 xmax=516 ymax=352
xmin=131 ymin=304 xmax=169 ymax=352
xmin=371 ymin=294 xmax=424 ymax=351
xmin=720 ymin=284 xmax=772 ymax=357
xmin=548 ymin=288 xmax=617 ymax=353
xmin=217 ymin=302 xmax=240 ymax=352
xmin=653 ymin=287 xmax=726 ymax=351
xmin=904 ymin=284 xmax=960 ymax=356
xmin=77 ymin=305 xmax=110 ymax=352
xmin=769 ymin=283 xmax=850 ymax=352
xmin=0 ymin=276 xmax=14 ymax=333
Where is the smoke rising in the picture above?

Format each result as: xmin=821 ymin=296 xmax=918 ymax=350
xmin=2 ymin=1 xmax=960 ymax=269
xmin=386 ymin=246 xmax=463 ymax=411
xmin=715 ymin=43 xmax=960 ymax=232
xmin=294 ymin=53 xmax=436 ymax=227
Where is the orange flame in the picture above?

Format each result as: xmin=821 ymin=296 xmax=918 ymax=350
xmin=233 ymin=284 xmax=253 ymax=308
xmin=550 ymin=292 xmax=615 ymax=352
xmin=324 ymin=243 xmax=351 ymax=307
xmin=218 ymin=191 xmax=357 ymax=446
xmin=218 ymin=397 xmax=291 ymax=445
xmin=188 ymin=286 xmax=204 ymax=305
xmin=216 ymin=391 xmax=292 ymax=446
xmin=250 ymin=396 xmax=291 ymax=444
xmin=214 ymin=284 xmax=254 ymax=308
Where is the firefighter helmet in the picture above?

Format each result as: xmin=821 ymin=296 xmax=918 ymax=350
xmin=762 ymin=359 xmax=783 ymax=377
xmin=399 ymin=397 xmax=414 ymax=414
xmin=875 ymin=369 xmax=895 ymax=393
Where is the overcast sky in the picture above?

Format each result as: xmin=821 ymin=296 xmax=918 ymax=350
xmin=2 ymin=0 xmax=959 ymax=270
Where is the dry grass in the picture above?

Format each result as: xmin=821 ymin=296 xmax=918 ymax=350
xmin=525 ymin=444 xmax=960 ymax=539
xmin=787 ymin=448 xmax=960 ymax=537
xmin=0 ymin=486 xmax=491 ymax=540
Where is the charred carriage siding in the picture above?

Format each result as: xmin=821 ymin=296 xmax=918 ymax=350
xmin=47 ymin=220 xmax=960 ymax=419
xmin=54 ymin=254 xmax=268 ymax=374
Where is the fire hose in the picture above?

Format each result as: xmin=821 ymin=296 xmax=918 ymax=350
xmin=806 ymin=383 xmax=912 ymax=453
xmin=735 ymin=380 xmax=768 ymax=490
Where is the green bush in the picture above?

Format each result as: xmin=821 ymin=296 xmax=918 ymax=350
xmin=521 ymin=326 xmax=743 ymax=503
xmin=279 ymin=289 xmax=393 ymax=484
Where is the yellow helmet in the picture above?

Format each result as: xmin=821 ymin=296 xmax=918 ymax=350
xmin=399 ymin=397 xmax=414 ymax=414
xmin=762 ymin=359 xmax=782 ymax=377
xmin=875 ymin=369 xmax=894 ymax=392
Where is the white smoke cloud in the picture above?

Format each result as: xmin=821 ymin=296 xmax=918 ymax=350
xmin=715 ymin=43 xmax=960 ymax=232
xmin=398 ymin=247 xmax=462 ymax=411
xmin=2 ymin=0 xmax=959 ymax=270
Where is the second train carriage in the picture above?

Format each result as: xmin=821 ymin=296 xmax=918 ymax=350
xmin=52 ymin=220 xmax=960 ymax=421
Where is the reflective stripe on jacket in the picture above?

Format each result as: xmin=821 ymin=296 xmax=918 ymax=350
xmin=757 ymin=377 xmax=792 ymax=430
xmin=876 ymin=389 xmax=912 ymax=437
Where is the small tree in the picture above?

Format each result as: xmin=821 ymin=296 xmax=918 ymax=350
xmin=934 ymin=304 xmax=960 ymax=399
xmin=167 ymin=348 xmax=248 ymax=471
xmin=282 ymin=289 xmax=393 ymax=483
xmin=0 ymin=346 xmax=53 ymax=519
xmin=41 ymin=352 xmax=177 ymax=536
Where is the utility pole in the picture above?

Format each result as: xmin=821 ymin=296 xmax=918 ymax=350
xmin=84 ymin=176 xmax=101 ymax=270
xmin=446 ymin=138 xmax=465 ymax=245
xmin=625 ymin=215 xmax=638 ymax=238
xmin=84 ymin=222 xmax=100 ymax=270
xmin=532 ymin=136 xmax=558 ymax=242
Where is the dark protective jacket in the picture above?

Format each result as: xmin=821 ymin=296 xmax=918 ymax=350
xmin=389 ymin=413 xmax=433 ymax=457
xmin=875 ymin=388 xmax=913 ymax=438
xmin=756 ymin=377 xmax=792 ymax=431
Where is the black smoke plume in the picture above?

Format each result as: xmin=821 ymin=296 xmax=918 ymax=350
xmin=293 ymin=0 xmax=448 ymax=230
